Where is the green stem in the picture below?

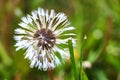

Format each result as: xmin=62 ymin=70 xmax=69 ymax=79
xmin=68 ymin=39 xmax=78 ymax=80
xmin=80 ymin=41 xmax=83 ymax=80
xmin=79 ymin=35 xmax=86 ymax=80
xmin=0 ymin=42 xmax=12 ymax=66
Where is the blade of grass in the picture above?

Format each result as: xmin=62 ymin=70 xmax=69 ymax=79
xmin=80 ymin=39 xmax=83 ymax=80
xmin=0 ymin=42 xmax=12 ymax=66
xmin=83 ymin=71 xmax=88 ymax=80
xmin=68 ymin=39 xmax=78 ymax=80
xmin=79 ymin=35 xmax=87 ymax=80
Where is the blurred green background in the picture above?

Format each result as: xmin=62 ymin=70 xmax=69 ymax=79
xmin=0 ymin=0 xmax=120 ymax=80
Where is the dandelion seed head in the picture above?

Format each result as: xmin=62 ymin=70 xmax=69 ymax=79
xmin=14 ymin=7 xmax=76 ymax=71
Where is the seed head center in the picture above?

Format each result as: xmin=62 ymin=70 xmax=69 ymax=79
xmin=34 ymin=29 xmax=56 ymax=50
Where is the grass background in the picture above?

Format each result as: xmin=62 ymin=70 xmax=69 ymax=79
xmin=0 ymin=0 xmax=120 ymax=80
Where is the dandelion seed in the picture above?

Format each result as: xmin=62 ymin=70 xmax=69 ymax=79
xmin=14 ymin=8 xmax=76 ymax=71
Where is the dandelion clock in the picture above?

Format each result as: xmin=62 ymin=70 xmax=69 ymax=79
xmin=14 ymin=8 xmax=76 ymax=71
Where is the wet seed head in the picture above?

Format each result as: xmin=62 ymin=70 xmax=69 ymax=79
xmin=34 ymin=29 xmax=56 ymax=50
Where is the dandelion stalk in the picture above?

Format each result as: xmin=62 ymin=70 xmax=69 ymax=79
xmin=48 ymin=70 xmax=54 ymax=80
xmin=68 ymin=39 xmax=78 ymax=80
